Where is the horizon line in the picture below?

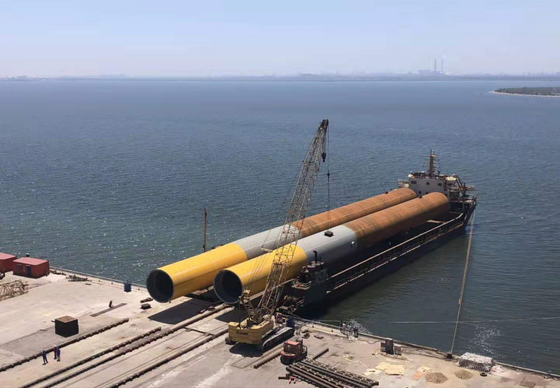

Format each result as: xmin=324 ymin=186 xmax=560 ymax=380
xmin=3 ymin=72 xmax=560 ymax=80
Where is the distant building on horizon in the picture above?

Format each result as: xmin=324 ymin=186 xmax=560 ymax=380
xmin=418 ymin=69 xmax=433 ymax=76
xmin=418 ymin=59 xmax=444 ymax=76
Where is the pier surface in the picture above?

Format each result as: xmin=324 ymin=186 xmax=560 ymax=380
xmin=1 ymin=271 xmax=558 ymax=387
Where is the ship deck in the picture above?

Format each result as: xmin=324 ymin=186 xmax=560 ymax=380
xmin=1 ymin=270 xmax=558 ymax=388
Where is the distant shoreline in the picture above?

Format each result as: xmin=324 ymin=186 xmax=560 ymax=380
xmin=3 ymin=75 xmax=560 ymax=83
xmin=491 ymin=90 xmax=560 ymax=98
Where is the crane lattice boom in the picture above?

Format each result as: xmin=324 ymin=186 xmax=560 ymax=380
xmin=242 ymin=119 xmax=328 ymax=325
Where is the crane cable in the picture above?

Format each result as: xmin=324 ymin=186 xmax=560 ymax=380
xmin=326 ymin=125 xmax=331 ymax=232
xmin=450 ymin=211 xmax=475 ymax=354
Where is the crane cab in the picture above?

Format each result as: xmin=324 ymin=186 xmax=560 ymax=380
xmin=228 ymin=318 xmax=274 ymax=346
xmin=227 ymin=317 xmax=295 ymax=351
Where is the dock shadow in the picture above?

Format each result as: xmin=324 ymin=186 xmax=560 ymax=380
xmin=214 ymin=308 xmax=246 ymax=323
xmin=148 ymin=298 xmax=212 ymax=325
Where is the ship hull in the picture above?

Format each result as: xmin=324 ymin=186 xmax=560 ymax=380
xmin=280 ymin=199 xmax=476 ymax=314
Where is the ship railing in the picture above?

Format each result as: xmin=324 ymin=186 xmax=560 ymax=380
xmin=329 ymin=212 xmax=465 ymax=291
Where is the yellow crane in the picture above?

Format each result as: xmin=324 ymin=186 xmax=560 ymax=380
xmin=227 ymin=119 xmax=329 ymax=350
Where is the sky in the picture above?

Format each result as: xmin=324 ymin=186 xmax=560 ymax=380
xmin=1 ymin=0 xmax=559 ymax=77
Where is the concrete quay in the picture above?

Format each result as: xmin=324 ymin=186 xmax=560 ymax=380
xmin=0 ymin=270 xmax=558 ymax=388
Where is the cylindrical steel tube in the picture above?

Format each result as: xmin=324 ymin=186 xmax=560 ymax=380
xmin=213 ymin=192 xmax=449 ymax=303
xmin=147 ymin=188 xmax=416 ymax=302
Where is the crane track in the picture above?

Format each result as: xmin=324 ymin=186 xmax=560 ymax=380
xmin=47 ymin=329 xmax=196 ymax=388
xmin=1 ymin=318 xmax=130 ymax=374
xmin=94 ymin=325 xmax=228 ymax=388
xmin=24 ymin=305 xmax=230 ymax=388
xmin=21 ymin=327 xmax=162 ymax=388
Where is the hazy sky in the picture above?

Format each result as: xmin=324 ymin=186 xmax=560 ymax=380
xmin=2 ymin=0 xmax=558 ymax=76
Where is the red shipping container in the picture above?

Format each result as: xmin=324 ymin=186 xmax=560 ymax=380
xmin=0 ymin=253 xmax=17 ymax=272
xmin=13 ymin=257 xmax=50 ymax=278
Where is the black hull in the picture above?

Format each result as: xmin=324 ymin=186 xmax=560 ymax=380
xmin=327 ymin=223 xmax=465 ymax=304
xmin=284 ymin=200 xmax=476 ymax=315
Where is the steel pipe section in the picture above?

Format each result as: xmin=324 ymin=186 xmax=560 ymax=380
xmin=213 ymin=192 xmax=449 ymax=304
xmin=147 ymin=188 xmax=416 ymax=302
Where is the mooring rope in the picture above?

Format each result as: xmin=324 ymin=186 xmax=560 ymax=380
xmin=450 ymin=211 xmax=475 ymax=354
xmin=326 ymin=124 xmax=332 ymax=232
xmin=393 ymin=316 xmax=560 ymax=325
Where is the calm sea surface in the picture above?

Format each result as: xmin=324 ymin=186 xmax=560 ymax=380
xmin=1 ymin=80 xmax=559 ymax=372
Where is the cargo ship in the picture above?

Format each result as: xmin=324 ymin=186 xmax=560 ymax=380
xmin=148 ymin=152 xmax=476 ymax=314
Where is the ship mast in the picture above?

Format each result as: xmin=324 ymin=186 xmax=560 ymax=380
xmin=428 ymin=150 xmax=435 ymax=176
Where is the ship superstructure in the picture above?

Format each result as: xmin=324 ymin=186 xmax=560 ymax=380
xmin=399 ymin=151 xmax=475 ymax=199
xmin=399 ymin=151 xmax=476 ymax=216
